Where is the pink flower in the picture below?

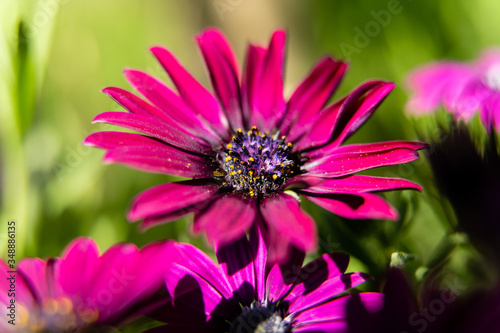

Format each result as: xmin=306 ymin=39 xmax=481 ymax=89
xmin=406 ymin=48 xmax=500 ymax=132
xmin=85 ymin=28 xmax=425 ymax=261
xmin=148 ymin=227 xmax=384 ymax=332
xmin=0 ymin=238 xmax=172 ymax=332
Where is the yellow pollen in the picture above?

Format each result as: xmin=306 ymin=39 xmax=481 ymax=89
xmin=232 ymin=136 xmax=237 ymax=141
xmin=273 ymin=174 xmax=278 ymax=180
xmin=187 ymin=163 xmax=191 ymax=166
xmin=248 ymin=157 xmax=255 ymax=162
xmin=229 ymin=165 xmax=234 ymax=169
xmin=227 ymin=143 xmax=233 ymax=148
xmin=249 ymin=170 xmax=253 ymax=176
xmin=225 ymin=156 xmax=232 ymax=162
xmin=237 ymin=128 xmax=242 ymax=133
xmin=287 ymin=142 xmax=292 ymax=147
xmin=238 ymin=170 xmax=242 ymax=174
xmin=213 ymin=170 xmax=224 ymax=177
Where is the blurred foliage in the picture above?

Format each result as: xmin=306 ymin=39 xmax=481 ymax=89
xmin=1 ymin=0 xmax=500 ymax=331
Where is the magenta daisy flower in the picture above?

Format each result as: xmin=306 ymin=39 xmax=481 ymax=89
xmin=0 ymin=238 xmax=172 ymax=332
xmin=406 ymin=48 xmax=500 ymax=132
xmin=85 ymin=28 xmax=425 ymax=260
xmin=147 ymin=228 xmax=384 ymax=332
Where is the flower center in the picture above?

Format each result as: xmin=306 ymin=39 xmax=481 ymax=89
xmin=217 ymin=127 xmax=299 ymax=198
xmin=230 ymin=301 xmax=288 ymax=333
xmin=484 ymin=64 xmax=500 ymax=91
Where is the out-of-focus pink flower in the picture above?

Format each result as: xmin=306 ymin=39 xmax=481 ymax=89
xmin=0 ymin=238 xmax=173 ymax=332
xmin=148 ymin=227 xmax=384 ymax=332
xmin=406 ymin=49 xmax=500 ymax=132
xmin=85 ymin=28 xmax=426 ymax=262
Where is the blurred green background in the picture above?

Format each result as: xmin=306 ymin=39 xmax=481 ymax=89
xmin=1 ymin=0 xmax=499 ymax=315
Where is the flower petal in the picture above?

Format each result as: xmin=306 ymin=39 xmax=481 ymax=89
xmin=123 ymin=69 xmax=223 ymax=145
xmin=260 ymin=192 xmax=317 ymax=252
xmin=168 ymin=242 xmax=232 ymax=300
xmin=215 ymin=234 xmax=257 ymax=305
xmin=293 ymin=293 xmax=384 ymax=327
xmin=293 ymin=252 xmax=350 ymax=287
xmin=150 ymin=46 xmax=230 ymax=138
xmin=311 ymin=81 xmax=395 ymax=152
xmin=103 ymin=86 xmax=171 ymax=124
xmin=102 ymin=145 xmax=214 ymax=178
xmin=128 ymin=180 xmax=219 ymax=222
xmin=293 ymin=98 xmax=344 ymax=152
xmin=303 ymin=175 xmax=422 ymax=193
xmin=84 ymin=131 xmax=166 ymax=150
xmin=265 ymin=247 xmax=305 ymax=302
xmin=406 ymin=63 xmax=475 ymax=115
xmin=304 ymin=142 xmax=425 ymax=178
xmin=91 ymin=111 xmax=213 ymax=155
xmin=194 ymin=194 xmax=256 ymax=245
xmin=246 ymin=31 xmax=286 ymax=131
xmin=59 ymin=238 xmax=100 ymax=300
xmin=242 ymin=44 xmax=267 ymax=127
xmin=196 ymin=28 xmax=244 ymax=130
xmin=286 ymin=272 xmax=372 ymax=314
xmin=282 ymin=57 xmax=347 ymax=140
xmin=301 ymin=192 xmax=399 ymax=220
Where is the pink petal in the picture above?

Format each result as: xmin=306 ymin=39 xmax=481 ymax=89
xmin=59 ymin=238 xmax=100 ymax=300
xmin=249 ymin=225 xmax=267 ymax=302
xmin=293 ymin=98 xmax=344 ymax=152
xmin=406 ymin=63 xmax=475 ymax=114
xmin=301 ymin=192 xmax=399 ymax=220
xmin=123 ymin=70 xmax=223 ymax=145
xmin=163 ymin=263 xmax=227 ymax=317
xmin=286 ymin=272 xmax=372 ymax=314
xmin=193 ymin=194 xmax=256 ymax=245
xmin=128 ymin=180 xmax=219 ymax=222
xmin=103 ymin=87 xmax=172 ymax=124
xmin=283 ymin=57 xmax=347 ymax=140
xmin=480 ymin=93 xmax=500 ymax=132
xmin=92 ymin=111 xmax=213 ymax=155
xmin=293 ymin=321 xmax=347 ymax=332
xmin=84 ymin=131 xmax=166 ymax=150
xmin=294 ymin=252 xmax=350 ymax=285
xmin=265 ymin=247 xmax=305 ymax=302
xmin=314 ymin=81 xmax=395 ymax=152
xmin=1 ymin=260 xmax=35 ymax=307
xmin=168 ymin=242 xmax=232 ymax=300
xmin=16 ymin=258 xmax=59 ymax=302
xmin=150 ymin=46 xmax=230 ymax=138
xmin=196 ymin=28 xmax=244 ymax=130
xmin=246 ymin=31 xmax=286 ymax=131
xmin=305 ymin=142 xmax=425 ymax=178
xmin=293 ymin=293 xmax=384 ymax=325
xmin=260 ymin=192 xmax=317 ymax=252
xmin=242 ymin=45 xmax=267 ymax=127
xmin=102 ymin=145 xmax=214 ymax=178
xmin=304 ymin=175 xmax=422 ymax=193
xmin=215 ymin=234 xmax=257 ymax=305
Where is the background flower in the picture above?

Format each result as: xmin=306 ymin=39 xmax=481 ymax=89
xmin=406 ymin=48 xmax=500 ymax=132
xmin=84 ymin=28 xmax=425 ymax=261
xmin=0 ymin=237 xmax=172 ymax=332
